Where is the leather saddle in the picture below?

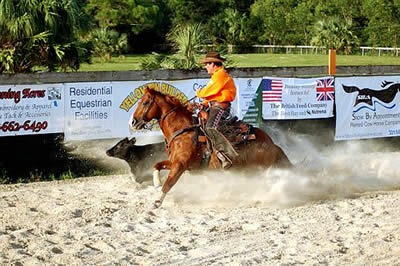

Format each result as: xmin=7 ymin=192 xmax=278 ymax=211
xmin=218 ymin=116 xmax=256 ymax=145
xmin=195 ymin=113 xmax=256 ymax=147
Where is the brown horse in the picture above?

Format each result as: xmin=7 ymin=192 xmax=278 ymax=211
xmin=130 ymin=87 xmax=292 ymax=208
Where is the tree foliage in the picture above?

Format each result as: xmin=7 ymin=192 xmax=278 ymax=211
xmin=80 ymin=0 xmax=400 ymax=55
xmin=0 ymin=0 xmax=92 ymax=73
xmin=166 ymin=0 xmax=222 ymax=26
xmin=4 ymin=0 xmax=400 ymax=73
xmin=311 ymin=17 xmax=359 ymax=53
xmin=141 ymin=23 xmax=209 ymax=70
xmin=250 ymin=0 xmax=308 ymax=45
xmin=361 ymin=0 xmax=400 ymax=48
xmin=89 ymin=28 xmax=128 ymax=62
xmin=85 ymin=0 xmax=162 ymax=33
xmin=223 ymin=9 xmax=247 ymax=45
xmin=85 ymin=0 xmax=168 ymax=52
xmin=166 ymin=23 xmax=209 ymax=69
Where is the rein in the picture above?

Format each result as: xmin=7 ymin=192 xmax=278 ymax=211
xmin=159 ymin=95 xmax=199 ymax=154
xmin=154 ymin=95 xmax=198 ymax=128
xmin=159 ymin=106 xmax=179 ymax=126
xmin=182 ymin=95 xmax=197 ymax=106
xmin=138 ymin=92 xmax=200 ymax=153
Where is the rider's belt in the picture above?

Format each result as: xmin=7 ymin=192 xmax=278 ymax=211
xmin=209 ymin=101 xmax=231 ymax=109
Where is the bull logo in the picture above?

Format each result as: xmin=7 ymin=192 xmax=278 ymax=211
xmin=342 ymin=81 xmax=400 ymax=112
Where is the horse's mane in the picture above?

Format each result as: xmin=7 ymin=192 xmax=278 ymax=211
xmin=165 ymin=94 xmax=185 ymax=107
xmin=148 ymin=88 xmax=187 ymax=109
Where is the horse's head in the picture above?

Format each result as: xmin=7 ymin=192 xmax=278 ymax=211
xmin=382 ymin=80 xmax=400 ymax=92
xmin=130 ymin=87 xmax=161 ymax=130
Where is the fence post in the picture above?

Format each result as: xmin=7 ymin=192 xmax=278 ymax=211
xmin=328 ymin=49 xmax=336 ymax=75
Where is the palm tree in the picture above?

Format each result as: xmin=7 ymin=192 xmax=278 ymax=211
xmin=0 ymin=0 xmax=92 ymax=73
xmin=224 ymin=9 xmax=246 ymax=45
xmin=90 ymin=28 xmax=128 ymax=62
xmin=166 ymin=23 xmax=209 ymax=69
xmin=311 ymin=17 xmax=359 ymax=54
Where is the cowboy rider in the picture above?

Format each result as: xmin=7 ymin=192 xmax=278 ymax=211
xmin=195 ymin=51 xmax=238 ymax=169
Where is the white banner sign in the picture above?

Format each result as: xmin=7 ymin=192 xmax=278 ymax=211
xmin=0 ymin=84 xmax=64 ymax=136
xmin=335 ymin=76 xmax=400 ymax=140
xmin=262 ymin=76 xmax=334 ymax=119
xmin=64 ymin=82 xmax=114 ymax=140
xmin=112 ymin=80 xmax=207 ymax=139
xmin=64 ymin=79 xmax=215 ymax=140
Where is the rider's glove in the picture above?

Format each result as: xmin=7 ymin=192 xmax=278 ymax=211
xmin=196 ymin=103 xmax=205 ymax=111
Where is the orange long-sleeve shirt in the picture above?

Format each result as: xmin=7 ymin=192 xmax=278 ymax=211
xmin=196 ymin=67 xmax=236 ymax=105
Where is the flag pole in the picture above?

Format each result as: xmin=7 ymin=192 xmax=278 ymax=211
xmin=328 ymin=49 xmax=336 ymax=75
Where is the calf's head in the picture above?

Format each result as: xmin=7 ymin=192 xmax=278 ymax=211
xmin=106 ymin=137 xmax=137 ymax=159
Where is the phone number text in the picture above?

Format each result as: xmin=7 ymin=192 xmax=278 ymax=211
xmin=0 ymin=120 xmax=48 ymax=133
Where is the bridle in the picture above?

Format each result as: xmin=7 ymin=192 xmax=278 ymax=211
xmin=134 ymin=92 xmax=176 ymax=130
xmin=134 ymin=93 xmax=200 ymax=154
xmin=159 ymin=105 xmax=180 ymax=127
xmin=133 ymin=93 xmax=156 ymax=130
xmin=137 ymin=93 xmax=197 ymax=129
xmin=140 ymin=93 xmax=155 ymax=122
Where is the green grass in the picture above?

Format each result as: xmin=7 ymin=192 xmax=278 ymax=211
xmin=78 ymin=53 xmax=400 ymax=72
xmin=78 ymin=54 xmax=151 ymax=71
xmin=230 ymin=54 xmax=400 ymax=67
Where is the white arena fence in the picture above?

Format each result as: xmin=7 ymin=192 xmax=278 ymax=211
xmin=226 ymin=44 xmax=400 ymax=56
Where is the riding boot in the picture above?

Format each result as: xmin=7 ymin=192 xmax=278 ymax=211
xmin=216 ymin=150 xmax=232 ymax=169
xmin=206 ymin=128 xmax=238 ymax=168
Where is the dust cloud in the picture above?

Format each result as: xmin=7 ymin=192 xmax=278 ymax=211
xmin=64 ymin=138 xmax=131 ymax=173
xmin=164 ymin=126 xmax=400 ymax=209
xmin=65 ymin=126 xmax=400 ymax=209
xmin=64 ymin=135 xmax=166 ymax=177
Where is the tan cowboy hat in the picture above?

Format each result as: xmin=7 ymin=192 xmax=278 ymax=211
xmin=199 ymin=52 xmax=226 ymax=64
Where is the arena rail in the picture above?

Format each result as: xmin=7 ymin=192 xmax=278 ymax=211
xmin=2 ymin=65 xmax=400 ymax=85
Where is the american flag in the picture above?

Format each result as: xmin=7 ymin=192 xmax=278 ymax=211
xmin=262 ymin=79 xmax=283 ymax=102
xmin=316 ymin=78 xmax=335 ymax=101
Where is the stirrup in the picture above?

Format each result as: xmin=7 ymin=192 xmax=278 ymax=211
xmin=216 ymin=151 xmax=232 ymax=169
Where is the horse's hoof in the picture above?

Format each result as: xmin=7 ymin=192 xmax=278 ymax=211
xmin=154 ymin=185 xmax=162 ymax=191
xmin=152 ymin=200 xmax=162 ymax=209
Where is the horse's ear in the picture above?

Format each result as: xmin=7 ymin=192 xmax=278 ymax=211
xmin=145 ymin=86 xmax=154 ymax=93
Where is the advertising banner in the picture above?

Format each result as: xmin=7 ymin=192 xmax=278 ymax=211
xmin=0 ymin=84 xmax=64 ymax=136
xmin=262 ymin=76 xmax=335 ymax=120
xmin=64 ymin=79 xmax=215 ymax=140
xmin=64 ymin=82 xmax=114 ymax=140
xmin=235 ymin=78 xmax=262 ymax=127
xmin=112 ymin=79 xmax=209 ymax=139
xmin=0 ymin=76 xmax=341 ymax=140
xmin=335 ymin=76 xmax=400 ymax=140
xmin=111 ymin=81 xmax=152 ymax=139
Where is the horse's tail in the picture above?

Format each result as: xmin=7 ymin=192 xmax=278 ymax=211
xmin=279 ymin=157 xmax=293 ymax=169
xmin=342 ymin=85 xmax=360 ymax=93
xmin=290 ymin=156 xmax=312 ymax=172
xmin=297 ymin=156 xmax=308 ymax=166
xmin=274 ymin=145 xmax=294 ymax=169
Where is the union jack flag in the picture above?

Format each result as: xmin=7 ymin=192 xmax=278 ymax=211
xmin=262 ymin=79 xmax=283 ymax=103
xmin=316 ymin=78 xmax=335 ymax=101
